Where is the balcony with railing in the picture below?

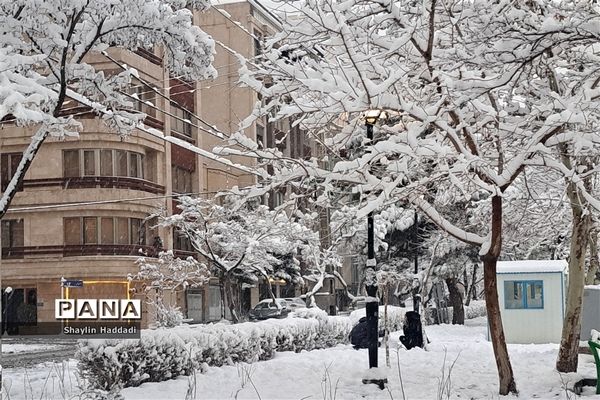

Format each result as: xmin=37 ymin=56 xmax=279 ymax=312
xmin=16 ymin=176 xmax=165 ymax=194
xmin=2 ymin=245 xmax=196 ymax=260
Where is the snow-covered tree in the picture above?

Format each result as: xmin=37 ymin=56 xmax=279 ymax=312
xmin=162 ymin=195 xmax=322 ymax=322
xmin=215 ymin=0 xmax=600 ymax=394
xmin=130 ymin=250 xmax=210 ymax=327
xmin=0 ymin=0 xmax=216 ymax=218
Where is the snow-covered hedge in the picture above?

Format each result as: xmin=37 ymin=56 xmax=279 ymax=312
xmin=78 ymin=307 xmax=406 ymax=390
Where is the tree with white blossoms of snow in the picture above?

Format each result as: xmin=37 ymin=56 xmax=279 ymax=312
xmin=130 ymin=250 xmax=210 ymax=327
xmin=214 ymin=0 xmax=600 ymax=394
xmin=162 ymin=195 xmax=323 ymax=322
xmin=0 ymin=0 xmax=216 ymax=219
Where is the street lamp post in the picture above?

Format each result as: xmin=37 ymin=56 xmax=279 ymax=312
xmin=362 ymin=110 xmax=387 ymax=390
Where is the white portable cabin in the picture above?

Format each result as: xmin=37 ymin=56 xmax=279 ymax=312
xmin=495 ymin=260 xmax=568 ymax=344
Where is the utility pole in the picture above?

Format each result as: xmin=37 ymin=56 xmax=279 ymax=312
xmin=362 ymin=110 xmax=387 ymax=390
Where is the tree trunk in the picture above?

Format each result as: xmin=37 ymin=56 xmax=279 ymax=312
xmin=556 ymin=210 xmax=590 ymax=372
xmin=224 ymin=279 xmax=240 ymax=323
xmin=463 ymin=269 xmax=470 ymax=307
xmin=218 ymin=279 xmax=226 ymax=320
xmin=483 ymin=195 xmax=517 ymax=395
xmin=446 ymin=277 xmax=464 ymax=325
xmin=586 ymin=230 xmax=599 ymax=285
xmin=470 ymin=263 xmax=478 ymax=301
xmin=0 ymin=127 xmax=49 ymax=219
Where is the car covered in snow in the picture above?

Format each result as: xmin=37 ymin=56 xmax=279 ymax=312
xmin=248 ymin=298 xmax=307 ymax=320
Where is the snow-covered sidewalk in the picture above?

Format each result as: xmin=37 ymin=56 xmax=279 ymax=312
xmin=119 ymin=317 xmax=598 ymax=399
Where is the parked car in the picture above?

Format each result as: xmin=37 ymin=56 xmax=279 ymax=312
xmin=249 ymin=298 xmax=292 ymax=320
xmin=283 ymin=297 xmax=307 ymax=310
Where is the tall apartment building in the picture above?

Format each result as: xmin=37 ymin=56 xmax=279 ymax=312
xmin=189 ymin=0 xmax=316 ymax=320
xmin=0 ymin=0 xmax=312 ymax=328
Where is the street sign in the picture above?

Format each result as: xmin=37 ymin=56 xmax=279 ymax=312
xmin=61 ymin=279 xmax=84 ymax=288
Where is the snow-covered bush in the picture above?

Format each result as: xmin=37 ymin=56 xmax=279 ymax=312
xmin=349 ymin=306 xmax=406 ymax=332
xmin=465 ymin=301 xmax=487 ymax=320
xmin=78 ymin=308 xmax=406 ymax=390
xmin=291 ymin=307 xmax=328 ymax=320
xmin=154 ymin=303 xmax=186 ymax=328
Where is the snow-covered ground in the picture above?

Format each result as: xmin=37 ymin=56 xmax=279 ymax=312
xmin=3 ymin=317 xmax=598 ymax=399
xmin=119 ymin=317 xmax=596 ymax=399
xmin=1 ymin=360 xmax=82 ymax=400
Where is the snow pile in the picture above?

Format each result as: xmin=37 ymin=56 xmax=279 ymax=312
xmin=77 ymin=308 xmax=406 ymax=391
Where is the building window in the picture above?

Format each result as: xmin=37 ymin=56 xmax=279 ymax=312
xmin=1 ymin=153 xmax=23 ymax=191
xmin=64 ymin=217 xmax=146 ymax=246
xmin=1 ymin=219 xmax=24 ymax=248
xmin=173 ymin=228 xmax=194 ymax=252
xmin=504 ymin=280 xmax=543 ymax=309
xmin=83 ymin=217 xmax=98 ymax=244
xmin=253 ymin=30 xmax=263 ymax=57
xmin=256 ymin=124 xmax=264 ymax=149
xmin=172 ymin=165 xmax=193 ymax=193
xmin=171 ymin=103 xmax=193 ymax=138
xmin=130 ymin=82 xmax=157 ymax=118
xmin=63 ymin=149 xmax=144 ymax=179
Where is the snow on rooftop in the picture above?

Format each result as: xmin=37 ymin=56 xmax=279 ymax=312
xmin=496 ymin=260 xmax=567 ymax=274
xmin=585 ymin=285 xmax=600 ymax=291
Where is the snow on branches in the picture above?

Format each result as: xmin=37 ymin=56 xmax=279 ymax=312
xmin=132 ymin=250 xmax=210 ymax=292
xmin=131 ymin=251 xmax=210 ymax=327
xmin=224 ymin=0 xmax=600 ymax=240
xmin=0 ymin=0 xmax=216 ymax=218
xmin=165 ymin=196 xmax=320 ymax=285
xmin=160 ymin=195 xmax=323 ymax=320
xmin=217 ymin=0 xmax=600 ymax=394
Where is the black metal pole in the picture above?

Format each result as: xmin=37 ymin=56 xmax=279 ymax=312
xmin=366 ymin=211 xmax=377 ymax=370
xmin=362 ymin=122 xmax=385 ymax=389
xmin=413 ymin=211 xmax=418 ymax=274
xmin=413 ymin=211 xmax=420 ymax=311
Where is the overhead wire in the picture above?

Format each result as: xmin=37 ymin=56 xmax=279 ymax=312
xmin=7 ymin=190 xmax=221 ymax=213
xmin=101 ymin=51 xmax=229 ymax=140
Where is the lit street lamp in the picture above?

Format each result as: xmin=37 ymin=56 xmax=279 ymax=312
xmin=362 ymin=109 xmax=387 ymax=389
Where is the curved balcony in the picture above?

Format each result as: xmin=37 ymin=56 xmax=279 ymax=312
xmin=20 ymin=176 xmax=165 ymax=194
xmin=2 ymin=245 xmax=196 ymax=260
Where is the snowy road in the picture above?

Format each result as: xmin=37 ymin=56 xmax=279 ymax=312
xmin=1 ymin=338 xmax=77 ymax=368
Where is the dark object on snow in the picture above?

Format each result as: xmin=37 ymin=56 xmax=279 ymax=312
xmin=399 ymin=311 xmax=424 ymax=350
xmin=350 ymin=317 xmax=385 ymax=349
xmin=573 ymin=378 xmax=597 ymax=395
xmin=350 ymin=317 xmax=370 ymax=349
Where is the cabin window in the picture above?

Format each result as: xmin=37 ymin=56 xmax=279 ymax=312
xmin=504 ymin=280 xmax=543 ymax=309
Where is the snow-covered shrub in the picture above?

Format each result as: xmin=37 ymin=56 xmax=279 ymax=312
xmin=465 ymin=300 xmax=487 ymax=319
xmin=154 ymin=303 xmax=186 ymax=328
xmin=78 ymin=308 xmax=406 ymax=390
xmin=291 ymin=307 xmax=328 ymax=320
xmin=349 ymin=306 xmax=406 ymax=332
xmin=78 ymin=333 xmax=195 ymax=391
